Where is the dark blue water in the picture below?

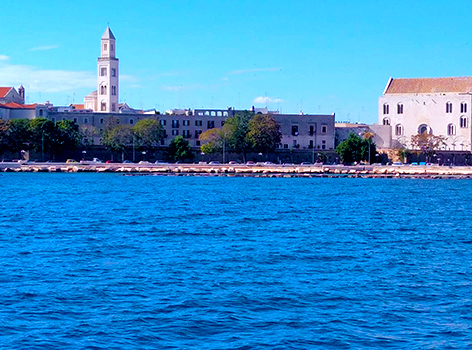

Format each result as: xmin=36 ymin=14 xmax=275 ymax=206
xmin=1 ymin=174 xmax=472 ymax=349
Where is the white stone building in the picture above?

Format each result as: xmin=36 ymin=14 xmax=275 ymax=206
xmin=379 ymin=77 xmax=472 ymax=151
xmin=84 ymin=26 xmax=119 ymax=113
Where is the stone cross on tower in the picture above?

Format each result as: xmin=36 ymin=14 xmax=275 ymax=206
xmin=97 ymin=26 xmax=119 ymax=113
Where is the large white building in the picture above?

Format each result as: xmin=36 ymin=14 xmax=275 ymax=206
xmin=379 ymin=77 xmax=472 ymax=151
xmin=84 ymin=26 xmax=119 ymax=113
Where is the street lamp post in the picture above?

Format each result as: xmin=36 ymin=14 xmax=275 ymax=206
xmin=82 ymin=150 xmax=87 ymax=160
xmin=222 ymin=133 xmax=226 ymax=163
xmin=142 ymin=151 xmax=146 ymax=161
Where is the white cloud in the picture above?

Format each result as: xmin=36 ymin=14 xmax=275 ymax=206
xmin=29 ymin=45 xmax=59 ymax=52
xmin=229 ymin=67 xmax=281 ymax=75
xmin=0 ymin=55 xmax=9 ymax=61
xmin=253 ymin=96 xmax=283 ymax=104
xmin=0 ymin=61 xmax=95 ymax=93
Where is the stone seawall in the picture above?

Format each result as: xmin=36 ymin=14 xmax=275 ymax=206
xmin=2 ymin=162 xmax=472 ymax=179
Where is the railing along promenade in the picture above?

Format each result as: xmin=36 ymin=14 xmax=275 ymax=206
xmin=2 ymin=162 xmax=472 ymax=178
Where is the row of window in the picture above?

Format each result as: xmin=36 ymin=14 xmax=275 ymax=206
xmin=279 ymin=139 xmax=328 ymax=150
xmin=100 ymin=67 xmax=117 ymax=77
xmin=383 ymin=102 xmax=468 ymax=115
xmin=171 ymin=130 xmax=203 ymax=138
xmin=161 ymin=120 xmax=224 ymax=129
xmin=102 ymin=43 xmax=114 ymax=52
xmin=384 ymin=115 xmax=469 ymax=128
xmin=100 ymin=85 xmax=117 ymax=96
xmin=395 ymin=122 xmax=465 ymax=136
xmin=291 ymin=125 xmax=328 ymax=136
xmin=196 ymin=111 xmax=229 ymax=117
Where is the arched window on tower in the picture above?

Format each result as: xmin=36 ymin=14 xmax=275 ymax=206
xmin=383 ymin=117 xmax=390 ymax=125
xmin=461 ymin=102 xmax=467 ymax=113
xmin=448 ymin=123 xmax=456 ymax=135
xmin=397 ymin=103 xmax=403 ymax=114
xmin=460 ymin=116 xmax=468 ymax=128
xmin=395 ymin=124 xmax=403 ymax=136
xmin=446 ymin=102 xmax=453 ymax=113
xmin=383 ymin=103 xmax=389 ymax=115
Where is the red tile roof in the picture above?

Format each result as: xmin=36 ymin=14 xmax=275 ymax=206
xmin=0 ymin=87 xmax=13 ymax=98
xmin=1 ymin=102 xmax=36 ymax=109
xmin=71 ymin=104 xmax=85 ymax=110
xmin=385 ymin=77 xmax=472 ymax=94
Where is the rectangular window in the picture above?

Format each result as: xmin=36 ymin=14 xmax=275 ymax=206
xmin=160 ymin=119 xmax=166 ymax=126
xmin=112 ymin=103 xmax=116 ymax=112
xmin=446 ymin=102 xmax=452 ymax=113
xmin=172 ymin=120 xmax=179 ymax=128
xmin=309 ymin=125 xmax=315 ymax=136
xmin=183 ymin=120 xmax=190 ymax=126
xmin=322 ymin=140 xmax=326 ymax=150
xmin=103 ymin=44 xmax=107 ymax=51
xmin=111 ymin=86 xmax=116 ymax=96
xmin=221 ymin=121 xmax=225 ymax=126
xmin=397 ymin=104 xmax=403 ymax=114
xmin=101 ymin=67 xmax=107 ymax=76
xmin=183 ymin=130 xmax=191 ymax=138
xmin=207 ymin=120 xmax=215 ymax=129
xmin=112 ymin=68 xmax=116 ymax=77
xmin=461 ymin=102 xmax=467 ymax=113
xmin=292 ymin=125 xmax=299 ymax=136
xmin=172 ymin=130 xmax=179 ymax=136
xmin=195 ymin=120 xmax=202 ymax=126
xmin=195 ymin=130 xmax=202 ymax=138
xmin=129 ymin=119 xmax=134 ymax=125
xmin=309 ymin=140 xmax=314 ymax=148
xmin=101 ymin=102 xmax=106 ymax=111
xmin=321 ymin=125 xmax=327 ymax=133
xmin=383 ymin=104 xmax=389 ymax=114
xmin=196 ymin=140 xmax=201 ymax=146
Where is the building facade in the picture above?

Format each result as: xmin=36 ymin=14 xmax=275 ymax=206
xmin=379 ymin=77 xmax=472 ymax=151
xmin=84 ymin=26 xmax=119 ymax=113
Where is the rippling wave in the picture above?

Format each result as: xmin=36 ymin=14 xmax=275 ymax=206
xmin=1 ymin=174 xmax=472 ymax=349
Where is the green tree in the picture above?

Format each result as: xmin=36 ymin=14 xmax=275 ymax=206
xmin=410 ymin=133 xmax=447 ymax=162
xmin=80 ymin=124 xmax=100 ymax=148
xmin=168 ymin=135 xmax=192 ymax=162
xmin=199 ymin=128 xmax=224 ymax=155
xmin=0 ymin=119 xmax=8 ymax=155
xmin=336 ymin=133 xmax=376 ymax=164
xmin=246 ymin=114 xmax=282 ymax=154
xmin=55 ymin=120 xmax=81 ymax=154
xmin=133 ymin=118 xmax=165 ymax=149
xmin=6 ymin=119 xmax=32 ymax=154
xmin=102 ymin=124 xmax=133 ymax=161
xmin=222 ymin=111 xmax=253 ymax=162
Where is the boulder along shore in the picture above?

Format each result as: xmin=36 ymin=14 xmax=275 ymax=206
xmin=2 ymin=162 xmax=472 ymax=179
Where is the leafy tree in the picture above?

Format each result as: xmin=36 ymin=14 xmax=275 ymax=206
xmin=336 ymin=133 xmax=376 ymax=164
xmin=246 ymin=114 xmax=282 ymax=154
xmin=133 ymin=118 xmax=165 ymax=149
xmin=55 ymin=120 xmax=81 ymax=154
xmin=199 ymin=128 xmax=224 ymax=155
xmin=80 ymin=125 xmax=100 ymax=148
xmin=102 ymin=124 xmax=133 ymax=161
xmin=0 ymin=119 xmax=8 ymax=155
xmin=6 ymin=119 xmax=32 ymax=154
xmin=222 ymin=111 xmax=253 ymax=162
xmin=410 ymin=133 xmax=447 ymax=162
xmin=168 ymin=135 xmax=192 ymax=162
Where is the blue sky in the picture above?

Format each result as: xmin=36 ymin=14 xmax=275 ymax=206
xmin=1 ymin=0 xmax=472 ymax=124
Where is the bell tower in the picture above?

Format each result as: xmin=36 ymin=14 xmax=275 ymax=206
xmin=97 ymin=26 xmax=119 ymax=113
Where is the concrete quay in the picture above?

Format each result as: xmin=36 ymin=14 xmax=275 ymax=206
xmin=2 ymin=162 xmax=472 ymax=178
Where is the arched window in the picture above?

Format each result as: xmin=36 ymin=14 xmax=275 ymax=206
xmin=418 ymin=124 xmax=429 ymax=134
xmin=84 ymin=118 xmax=89 ymax=124
xmin=39 ymin=109 xmax=43 ymax=116
xmin=395 ymin=124 xmax=403 ymax=136
xmin=383 ymin=117 xmax=390 ymax=125
xmin=448 ymin=123 xmax=456 ymax=135
xmin=460 ymin=116 xmax=468 ymax=128
xmin=383 ymin=103 xmax=389 ymax=115
xmin=446 ymin=102 xmax=453 ymax=113
xmin=461 ymin=102 xmax=467 ymax=113
xmin=397 ymin=103 xmax=403 ymax=114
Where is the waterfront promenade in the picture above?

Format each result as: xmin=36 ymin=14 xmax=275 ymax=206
xmin=3 ymin=161 xmax=472 ymax=178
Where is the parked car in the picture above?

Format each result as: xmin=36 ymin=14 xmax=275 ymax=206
xmin=138 ymin=161 xmax=151 ymax=164
xmin=246 ymin=161 xmax=256 ymax=165
xmin=209 ymin=161 xmax=221 ymax=165
xmin=300 ymin=162 xmax=312 ymax=165
xmin=123 ymin=160 xmax=134 ymax=164
xmin=228 ymin=161 xmax=238 ymax=165
xmin=66 ymin=159 xmax=78 ymax=163
xmin=154 ymin=160 xmax=168 ymax=164
xmin=105 ymin=160 xmax=114 ymax=163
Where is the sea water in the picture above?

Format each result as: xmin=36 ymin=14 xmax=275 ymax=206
xmin=1 ymin=173 xmax=472 ymax=349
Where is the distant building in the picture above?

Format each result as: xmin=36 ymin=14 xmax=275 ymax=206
xmin=84 ymin=26 xmax=120 ymax=113
xmin=335 ymin=123 xmax=391 ymax=149
xmin=379 ymin=77 xmax=472 ymax=151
